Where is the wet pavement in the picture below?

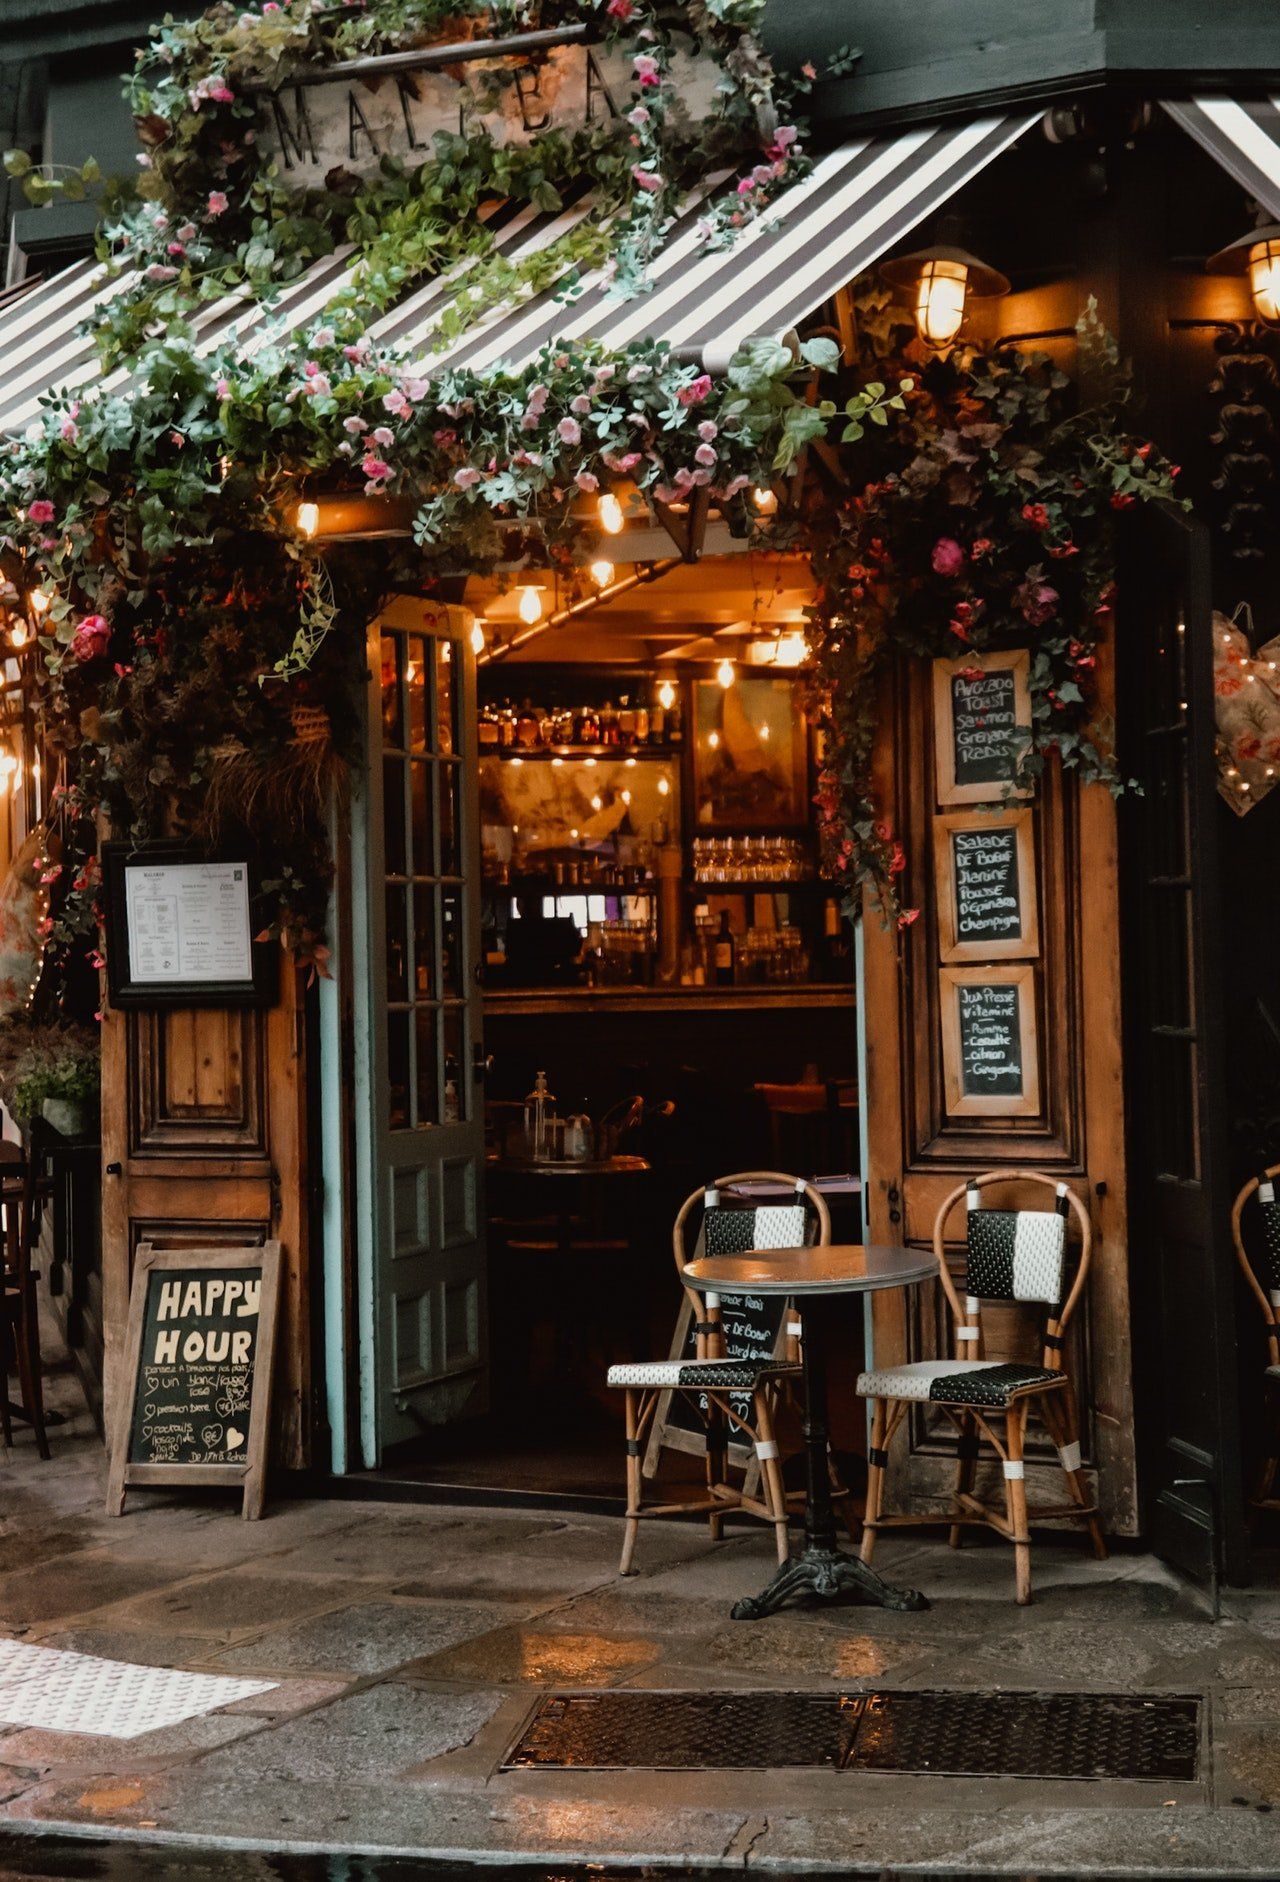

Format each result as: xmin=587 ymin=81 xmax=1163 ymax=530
xmin=1 ymin=1364 xmax=1280 ymax=1876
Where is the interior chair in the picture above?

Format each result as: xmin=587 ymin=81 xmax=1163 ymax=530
xmin=753 ymin=1077 xmax=858 ymax=1176
xmin=1230 ymin=1163 xmax=1280 ymax=1516
xmin=0 ymin=1141 xmax=51 ymax=1458
xmin=857 ymin=1170 xmax=1106 ymax=1604
xmin=605 ymin=1171 xmax=829 ymax=1574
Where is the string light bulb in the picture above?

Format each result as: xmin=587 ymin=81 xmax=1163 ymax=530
xmin=28 ymin=588 xmax=50 ymax=616
xmin=752 ymin=487 xmax=778 ymax=516
xmin=9 ymin=621 xmax=29 ymax=650
xmin=517 ymin=585 xmax=543 ymax=625
xmin=598 ymin=492 xmax=624 ymax=535
xmin=295 ymin=500 xmax=320 ymax=539
xmin=716 ymin=656 xmax=736 ymax=689
xmin=657 ymin=679 xmax=676 ymax=711
xmin=590 ymin=559 xmax=614 ymax=588
xmin=469 ymin=620 xmax=486 ymax=655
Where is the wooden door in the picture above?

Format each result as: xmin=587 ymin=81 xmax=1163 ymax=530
xmin=861 ymin=634 xmax=1136 ymax=1532
xmin=355 ymin=598 xmax=488 ymax=1453
xmin=1119 ymin=503 xmax=1247 ymax=1585
xmin=100 ymin=982 xmax=310 ymax=1465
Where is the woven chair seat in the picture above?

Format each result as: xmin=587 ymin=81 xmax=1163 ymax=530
xmin=857 ymin=1358 xmax=1064 ymax=1408
xmin=607 ymin=1357 xmax=799 ymax=1390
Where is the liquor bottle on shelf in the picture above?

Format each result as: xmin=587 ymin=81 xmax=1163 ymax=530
xmin=649 ymin=689 xmax=666 ymax=744
xmin=497 ymin=703 xmax=516 ymax=749
xmin=823 ymin=896 xmax=852 ymax=973
xmin=523 ymin=1069 xmax=555 ymax=1159
xmin=667 ymin=691 xmax=684 ymax=745
xmin=575 ymin=702 xmax=600 ymax=745
xmin=599 ymin=700 xmax=619 ymax=747
xmin=617 ymin=694 xmax=636 ymax=745
xmin=634 ymin=700 xmax=650 ymax=744
xmin=713 ymin=910 xmax=736 ymax=986
xmin=478 ymin=704 xmax=500 ymax=749
xmin=515 ymin=700 xmax=539 ymax=749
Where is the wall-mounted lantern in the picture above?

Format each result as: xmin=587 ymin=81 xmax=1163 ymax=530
xmin=1207 ymin=224 xmax=1280 ymax=328
xmin=880 ymin=244 xmax=1010 ymax=350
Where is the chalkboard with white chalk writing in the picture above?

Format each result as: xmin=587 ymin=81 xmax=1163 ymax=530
xmin=957 ymin=980 xmax=1024 ymax=1096
xmin=933 ymin=653 xmax=1032 ymax=805
xmin=953 ymin=826 xmax=1022 ymax=945
xmin=108 ymin=1242 xmax=281 ymax=1519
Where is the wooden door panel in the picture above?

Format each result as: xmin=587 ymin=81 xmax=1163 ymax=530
xmin=131 ymin=1008 xmax=267 ymax=1153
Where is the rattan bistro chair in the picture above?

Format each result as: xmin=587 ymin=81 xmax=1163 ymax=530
xmin=857 ymin=1171 xmax=1106 ymax=1604
xmin=605 ymin=1172 xmax=830 ymax=1575
xmin=1230 ymin=1163 xmax=1280 ymax=1515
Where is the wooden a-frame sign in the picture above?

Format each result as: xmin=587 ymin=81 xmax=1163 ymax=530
xmin=107 ymin=1242 xmax=281 ymax=1520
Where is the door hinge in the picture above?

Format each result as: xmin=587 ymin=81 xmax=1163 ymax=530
xmin=269 ymin=1165 xmax=282 ymax=1226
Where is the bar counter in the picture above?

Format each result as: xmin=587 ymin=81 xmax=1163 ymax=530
xmin=484 ymin=984 xmax=853 ymax=1016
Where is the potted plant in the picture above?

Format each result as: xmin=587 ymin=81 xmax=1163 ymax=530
xmin=0 ymin=1021 xmax=100 ymax=1138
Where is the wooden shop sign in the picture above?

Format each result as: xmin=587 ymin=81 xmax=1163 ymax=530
xmin=254 ymin=32 xmax=726 ymax=190
xmin=107 ymin=1243 xmax=282 ymax=1519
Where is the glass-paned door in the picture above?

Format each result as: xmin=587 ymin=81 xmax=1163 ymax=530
xmin=358 ymin=601 xmax=487 ymax=1452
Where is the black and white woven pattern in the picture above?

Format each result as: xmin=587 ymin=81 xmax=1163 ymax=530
xmin=702 ymin=1201 xmax=807 ymax=1259
xmin=607 ymin=1357 xmax=798 ymax=1390
xmin=1259 ymin=1181 xmax=1280 ymax=1291
xmin=856 ymin=1358 xmax=1059 ymax=1408
xmin=966 ymin=1201 xmax=1066 ymax=1304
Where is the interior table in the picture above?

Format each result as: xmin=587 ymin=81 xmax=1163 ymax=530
xmin=681 ymin=1243 xmax=935 ymax=1619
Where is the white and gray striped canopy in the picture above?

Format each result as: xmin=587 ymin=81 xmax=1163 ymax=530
xmin=0 ymin=111 xmax=1036 ymax=435
xmin=1163 ymin=97 xmax=1280 ymax=224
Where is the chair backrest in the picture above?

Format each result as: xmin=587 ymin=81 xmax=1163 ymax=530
xmin=1231 ymin=1162 xmax=1280 ymax=1368
xmin=672 ymin=1169 xmax=831 ymax=1355
xmin=932 ymin=1169 xmax=1092 ymax=1370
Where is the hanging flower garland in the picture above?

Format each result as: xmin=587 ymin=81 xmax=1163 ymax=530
xmin=10 ymin=0 xmax=815 ymax=368
xmin=2 ymin=312 xmax=877 ymax=982
xmin=805 ymin=299 xmax=1184 ymax=922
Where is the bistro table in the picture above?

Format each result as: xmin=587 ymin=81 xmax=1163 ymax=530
xmin=681 ymin=1243 xmax=935 ymax=1619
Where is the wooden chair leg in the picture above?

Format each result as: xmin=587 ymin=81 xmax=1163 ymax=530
xmin=1004 ymin=1402 xmax=1032 ymax=1605
xmin=860 ymin=1398 xmax=888 ymax=1565
xmin=1052 ymin=1380 xmax=1106 ymax=1560
xmin=753 ymin=1388 xmax=790 ymax=1565
xmin=949 ymin=1411 xmax=978 ymax=1548
xmin=20 ymin=1281 xmax=48 ymax=1461
xmin=619 ymin=1389 xmax=643 ymax=1575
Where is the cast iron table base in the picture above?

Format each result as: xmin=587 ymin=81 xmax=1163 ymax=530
xmin=731 ymin=1296 xmax=928 ymax=1619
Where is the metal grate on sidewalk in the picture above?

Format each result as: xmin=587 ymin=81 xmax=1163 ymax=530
xmin=503 ymin=1689 xmax=1201 ymax=1781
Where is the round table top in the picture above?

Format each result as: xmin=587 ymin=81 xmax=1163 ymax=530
xmin=682 ymin=1243 xmax=936 ymax=1297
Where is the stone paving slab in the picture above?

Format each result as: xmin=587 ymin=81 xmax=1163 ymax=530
xmin=205 ymin=1597 xmax=512 ymax=1678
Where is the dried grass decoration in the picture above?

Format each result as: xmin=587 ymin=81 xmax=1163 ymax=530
xmin=200 ymin=703 xmax=343 ymax=842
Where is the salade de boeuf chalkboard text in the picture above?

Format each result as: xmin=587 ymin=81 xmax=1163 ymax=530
xmin=669 ymin=1289 xmax=784 ymax=1433
xmin=951 ymin=668 xmax=1019 ymax=788
xmin=128 ymin=1269 xmax=260 ymax=1468
xmin=958 ymin=982 xmax=1024 ymax=1096
xmin=953 ymin=827 xmax=1021 ymax=943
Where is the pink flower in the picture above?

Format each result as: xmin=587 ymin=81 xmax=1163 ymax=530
xmin=383 ymin=389 xmax=410 ymax=417
xmin=215 ymin=377 xmax=232 ymax=399
xmin=144 ymin=264 xmax=178 ymax=282
xmin=70 ymin=613 xmax=111 ymax=662
xmin=694 ymin=442 xmax=717 ymax=466
xmin=574 ymin=470 xmax=599 ymax=493
xmin=453 ymin=466 xmax=481 ymax=488
xmin=631 ymin=166 xmax=662 ymax=193
xmin=1018 ymin=580 xmax=1060 ymax=627
xmin=627 ymin=105 xmax=650 ymax=128
xmin=607 ymin=0 xmax=633 ymax=18
xmin=401 ymin=375 xmax=429 ymax=402
xmin=697 ymin=420 xmax=718 ymax=442
xmin=361 ymin=456 xmax=391 ymax=482
xmin=930 ymin=536 xmax=966 ymax=577
xmin=556 ymin=416 xmax=581 ymax=445
xmin=633 ymin=53 xmax=661 ymax=88
xmin=372 ymin=426 xmax=394 ymax=446
xmin=60 ymin=417 xmax=78 ymax=443
xmin=570 ymin=394 xmax=592 ymax=415
xmin=342 ymin=415 xmax=367 ymax=434
xmin=26 ymin=501 xmax=54 ymax=525
xmin=166 ymin=242 xmax=186 ymax=257
xmin=677 ymin=374 xmax=712 ymax=407
xmin=603 ymin=451 xmax=642 ymax=473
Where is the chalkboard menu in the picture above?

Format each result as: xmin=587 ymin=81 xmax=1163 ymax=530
xmin=940 ymin=966 xmax=1040 ymax=1117
xmin=935 ymin=809 xmax=1038 ymax=962
xmin=108 ymin=1243 xmax=281 ymax=1519
xmin=933 ymin=652 xmax=1032 ymax=804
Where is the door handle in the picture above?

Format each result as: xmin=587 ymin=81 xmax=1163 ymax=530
xmin=105 ymin=1162 xmax=122 ymax=1176
xmin=472 ymin=1047 xmax=493 ymax=1082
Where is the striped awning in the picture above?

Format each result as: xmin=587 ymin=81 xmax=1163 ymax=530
xmin=1163 ymin=98 xmax=1280 ymax=224
xmin=0 ymin=109 xmax=1036 ymax=435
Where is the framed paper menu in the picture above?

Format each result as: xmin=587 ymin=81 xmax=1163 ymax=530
xmin=103 ymin=842 xmax=278 ymax=1007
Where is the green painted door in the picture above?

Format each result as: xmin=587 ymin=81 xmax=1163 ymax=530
xmin=356 ymin=599 xmax=488 ymax=1455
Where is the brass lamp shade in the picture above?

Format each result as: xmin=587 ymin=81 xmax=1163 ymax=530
xmin=880 ymin=244 xmax=1011 ymax=348
xmin=1206 ymin=223 xmax=1280 ymax=327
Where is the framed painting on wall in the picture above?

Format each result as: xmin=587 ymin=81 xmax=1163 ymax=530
xmin=691 ymin=676 xmax=808 ymax=830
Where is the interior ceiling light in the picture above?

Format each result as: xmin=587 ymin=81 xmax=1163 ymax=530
xmin=517 ymin=585 xmax=544 ymax=625
xmin=716 ymin=656 xmax=736 ymax=689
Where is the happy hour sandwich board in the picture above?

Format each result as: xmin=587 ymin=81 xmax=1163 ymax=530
xmin=107 ymin=1242 xmax=281 ymax=1520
